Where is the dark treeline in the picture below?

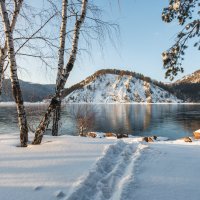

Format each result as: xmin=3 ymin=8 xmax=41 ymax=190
xmin=167 ymin=83 xmax=200 ymax=102
xmin=0 ymin=79 xmax=54 ymax=102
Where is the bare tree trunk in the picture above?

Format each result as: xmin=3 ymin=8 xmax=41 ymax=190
xmin=52 ymin=100 xmax=61 ymax=136
xmin=32 ymin=97 xmax=59 ymax=144
xmin=0 ymin=48 xmax=6 ymax=95
xmin=80 ymin=126 xmax=84 ymax=136
xmin=51 ymin=0 xmax=68 ymax=136
xmin=0 ymin=0 xmax=28 ymax=147
xmin=32 ymin=0 xmax=88 ymax=144
xmin=55 ymin=0 xmax=68 ymax=88
xmin=51 ymin=0 xmax=88 ymax=136
xmin=57 ymin=0 xmax=88 ymax=91
xmin=0 ymin=0 xmax=23 ymax=95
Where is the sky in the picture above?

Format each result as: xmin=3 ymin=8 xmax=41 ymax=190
xmin=17 ymin=0 xmax=200 ymax=86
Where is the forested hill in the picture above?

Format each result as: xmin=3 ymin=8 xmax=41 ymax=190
xmin=176 ymin=70 xmax=200 ymax=84
xmin=63 ymin=69 xmax=182 ymax=103
xmin=0 ymin=79 xmax=55 ymax=102
xmin=167 ymin=70 xmax=200 ymax=102
xmin=1 ymin=69 xmax=199 ymax=103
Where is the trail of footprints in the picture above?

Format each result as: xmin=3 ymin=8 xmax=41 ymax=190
xmin=66 ymin=141 xmax=148 ymax=200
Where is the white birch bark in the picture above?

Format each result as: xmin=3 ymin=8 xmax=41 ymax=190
xmin=56 ymin=0 xmax=68 ymax=90
xmin=58 ymin=0 xmax=88 ymax=91
xmin=32 ymin=0 xmax=88 ymax=144
xmin=0 ymin=0 xmax=23 ymax=95
xmin=0 ymin=0 xmax=28 ymax=147
xmin=0 ymin=47 xmax=7 ymax=95
xmin=52 ymin=0 xmax=68 ymax=136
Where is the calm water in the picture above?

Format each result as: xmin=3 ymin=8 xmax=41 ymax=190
xmin=0 ymin=104 xmax=200 ymax=139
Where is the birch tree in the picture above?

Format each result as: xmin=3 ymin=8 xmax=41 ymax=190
xmin=31 ymin=0 xmax=118 ymax=143
xmin=52 ymin=0 xmax=68 ymax=136
xmin=32 ymin=0 xmax=88 ymax=144
xmin=51 ymin=0 xmax=118 ymax=137
xmin=0 ymin=1 xmax=60 ymax=97
xmin=0 ymin=0 xmax=23 ymax=95
xmin=0 ymin=0 xmax=28 ymax=147
xmin=0 ymin=0 xmax=59 ymax=146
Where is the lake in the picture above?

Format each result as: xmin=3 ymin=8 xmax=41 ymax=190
xmin=0 ymin=103 xmax=199 ymax=139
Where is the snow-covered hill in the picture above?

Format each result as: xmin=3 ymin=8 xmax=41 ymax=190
xmin=64 ymin=70 xmax=182 ymax=103
xmin=176 ymin=70 xmax=200 ymax=84
xmin=171 ymin=70 xmax=200 ymax=102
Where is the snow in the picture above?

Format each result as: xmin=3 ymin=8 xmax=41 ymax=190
xmin=0 ymin=133 xmax=116 ymax=200
xmin=129 ymin=143 xmax=200 ymax=200
xmin=176 ymin=70 xmax=200 ymax=84
xmin=173 ymin=2 xmax=180 ymax=10
xmin=1 ymin=133 xmax=200 ymax=200
xmin=65 ymin=74 xmax=182 ymax=103
xmin=0 ymin=102 xmax=48 ymax=106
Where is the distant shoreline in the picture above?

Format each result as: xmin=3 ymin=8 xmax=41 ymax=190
xmin=0 ymin=101 xmax=200 ymax=106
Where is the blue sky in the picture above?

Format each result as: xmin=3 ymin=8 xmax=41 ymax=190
xmin=18 ymin=0 xmax=200 ymax=86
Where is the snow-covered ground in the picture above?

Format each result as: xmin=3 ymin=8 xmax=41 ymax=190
xmin=1 ymin=133 xmax=200 ymax=200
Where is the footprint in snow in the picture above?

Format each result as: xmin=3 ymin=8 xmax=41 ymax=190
xmin=54 ymin=190 xmax=66 ymax=199
xmin=33 ymin=186 xmax=43 ymax=191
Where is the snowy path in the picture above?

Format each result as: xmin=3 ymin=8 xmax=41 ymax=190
xmin=67 ymin=141 xmax=200 ymax=200
xmin=0 ymin=134 xmax=116 ymax=200
xmin=66 ymin=141 xmax=148 ymax=200
xmin=1 ymin=134 xmax=200 ymax=200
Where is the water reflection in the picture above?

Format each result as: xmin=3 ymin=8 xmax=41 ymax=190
xmin=0 ymin=103 xmax=199 ymax=139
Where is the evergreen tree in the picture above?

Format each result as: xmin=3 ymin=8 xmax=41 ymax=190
xmin=162 ymin=0 xmax=200 ymax=80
